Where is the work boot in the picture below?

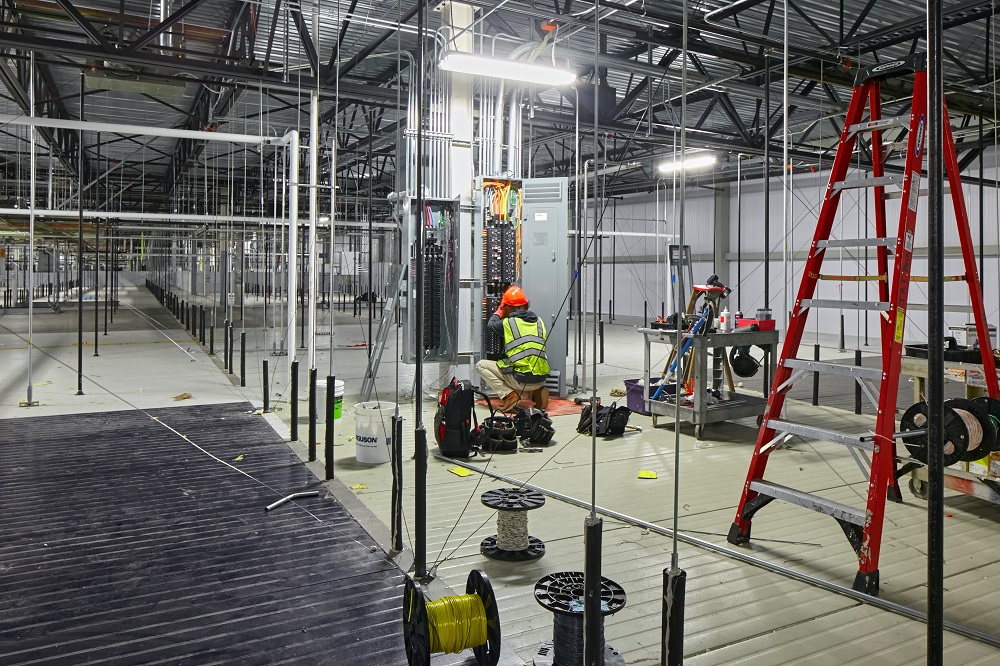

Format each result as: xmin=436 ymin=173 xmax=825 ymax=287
xmin=500 ymin=392 xmax=520 ymax=412
xmin=532 ymin=386 xmax=549 ymax=409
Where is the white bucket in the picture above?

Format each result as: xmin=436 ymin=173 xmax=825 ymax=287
xmin=316 ymin=379 xmax=345 ymax=420
xmin=353 ymin=401 xmax=395 ymax=464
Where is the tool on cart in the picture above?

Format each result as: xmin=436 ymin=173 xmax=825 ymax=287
xmin=728 ymin=53 xmax=998 ymax=595
xmin=654 ymin=275 xmax=736 ymax=400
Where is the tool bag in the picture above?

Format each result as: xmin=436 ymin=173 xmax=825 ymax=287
xmin=513 ymin=408 xmax=556 ymax=446
xmin=576 ymin=401 xmax=631 ymax=437
xmin=434 ymin=378 xmax=480 ymax=458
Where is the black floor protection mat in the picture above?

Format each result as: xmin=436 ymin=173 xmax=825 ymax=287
xmin=0 ymin=402 xmax=420 ymax=665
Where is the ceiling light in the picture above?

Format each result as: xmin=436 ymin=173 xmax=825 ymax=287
xmin=439 ymin=52 xmax=576 ymax=87
xmin=658 ymin=154 xmax=717 ymax=174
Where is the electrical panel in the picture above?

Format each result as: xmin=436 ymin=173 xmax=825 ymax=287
xmin=481 ymin=179 xmax=522 ymax=360
xmin=473 ymin=177 xmax=569 ymax=396
xmin=402 ymin=197 xmax=461 ymax=363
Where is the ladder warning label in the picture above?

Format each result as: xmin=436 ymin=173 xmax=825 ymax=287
xmin=895 ymin=308 xmax=906 ymax=342
xmin=908 ymin=172 xmax=921 ymax=211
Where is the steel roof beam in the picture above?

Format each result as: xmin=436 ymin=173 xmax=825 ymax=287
xmin=704 ymin=0 xmax=769 ymax=24
xmin=288 ymin=6 xmax=319 ymax=76
xmin=842 ymin=0 xmax=996 ymax=52
xmin=123 ymin=0 xmax=211 ymax=55
xmin=52 ymin=0 xmax=112 ymax=51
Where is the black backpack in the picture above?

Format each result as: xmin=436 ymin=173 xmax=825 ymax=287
xmin=576 ymin=401 xmax=631 ymax=438
xmin=434 ymin=378 xmax=494 ymax=458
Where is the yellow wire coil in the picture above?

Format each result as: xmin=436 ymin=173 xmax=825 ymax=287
xmin=426 ymin=593 xmax=489 ymax=654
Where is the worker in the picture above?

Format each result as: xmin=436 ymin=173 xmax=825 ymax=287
xmin=476 ymin=285 xmax=550 ymax=412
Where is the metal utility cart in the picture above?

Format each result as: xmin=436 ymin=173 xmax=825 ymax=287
xmin=640 ymin=327 xmax=779 ymax=438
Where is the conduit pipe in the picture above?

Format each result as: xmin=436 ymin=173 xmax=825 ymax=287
xmin=0 ymin=114 xmax=271 ymax=145
xmin=308 ymin=91 xmax=319 ymax=371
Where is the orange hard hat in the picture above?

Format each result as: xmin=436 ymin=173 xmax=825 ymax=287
xmin=501 ymin=285 xmax=528 ymax=307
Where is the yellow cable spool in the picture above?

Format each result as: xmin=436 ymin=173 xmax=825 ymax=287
xmin=403 ymin=569 xmax=501 ymax=666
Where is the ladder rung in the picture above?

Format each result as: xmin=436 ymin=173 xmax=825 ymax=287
xmin=848 ymin=114 xmax=909 ymax=137
xmin=884 ymin=187 xmax=950 ymax=200
xmin=767 ymin=419 xmax=874 ymax=451
xmin=782 ymin=358 xmax=883 ymax=381
xmin=801 ymin=298 xmax=889 ymax=311
xmin=833 ymin=175 xmax=902 ymax=192
xmin=907 ymin=303 xmax=974 ymax=313
xmin=749 ymin=480 xmax=866 ymax=526
xmin=910 ymin=275 xmax=966 ymax=283
xmin=816 ymin=237 xmax=896 ymax=250
xmin=814 ymin=274 xmax=886 ymax=282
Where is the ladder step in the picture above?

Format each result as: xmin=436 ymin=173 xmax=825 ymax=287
xmin=783 ymin=358 xmax=883 ymax=381
xmin=848 ymin=114 xmax=909 ymax=137
xmin=749 ymin=480 xmax=866 ymax=526
xmin=801 ymin=298 xmax=889 ymax=311
xmin=833 ymin=175 xmax=902 ymax=192
xmin=816 ymin=237 xmax=895 ymax=250
xmin=767 ymin=419 xmax=874 ymax=451
xmin=884 ymin=187 xmax=951 ymax=200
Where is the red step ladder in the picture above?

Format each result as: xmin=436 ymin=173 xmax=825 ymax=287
xmin=727 ymin=53 xmax=999 ymax=595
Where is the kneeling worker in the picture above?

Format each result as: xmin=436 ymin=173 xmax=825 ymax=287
xmin=476 ymin=285 xmax=550 ymax=412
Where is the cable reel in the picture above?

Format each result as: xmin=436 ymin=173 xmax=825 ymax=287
xmin=899 ymin=398 xmax=996 ymax=466
xmin=403 ymin=570 xmax=501 ymax=666
xmin=532 ymin=571 xmax=627 ymax=666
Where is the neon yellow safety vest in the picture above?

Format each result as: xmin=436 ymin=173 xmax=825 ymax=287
xmin=497 ymin=316 xmax=549 ymax=381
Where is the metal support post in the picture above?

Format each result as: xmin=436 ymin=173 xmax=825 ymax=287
xmin=209 ymin=325 xmax=215 ymax=356
xmin=290 ymin=360 xmax=299 ymax=441
xmin=854 ymin=349 xmax=862 ymax=415
xmin=812 ymin=343 xmax=820 ymax=406
xmin=228 ymin=325 xmax=235 ymax=375
xmin=200 ymin=305 xmax=206 ymax=344
xmin=662 ymin=567 xmax=687 ymax=666
xmin=391 ymin=414 xmax=403 ymax=551
xmin=583 ymin=515 xmax=603 ymax=665
xmin=263 ymin=360 xmax=270 ymax=412
xmin=325 ymin=374 xmax=335 ymax=480
xmin=223 ymin=319 xmax=229 ymax=369
xmin=308 ymin=367 xmax=317 ymax=461
xmin=240 ymin=332 xmax=247 ymax=387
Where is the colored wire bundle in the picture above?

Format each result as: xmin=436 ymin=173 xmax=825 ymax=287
xmin=426 ymin=593 xmax=489 ymax=654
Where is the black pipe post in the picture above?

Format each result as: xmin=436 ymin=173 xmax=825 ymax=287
xmin=209 ymin=324 xmax=215 ymax=355
xmin=325 ymin=374 xmax=336 ymax=480
xmin=854 ymin=350 xmax=862 ymax=415
xmin=391 ymin=413 xmax=403 ymax=551
xmin=583 ymin=515 xmax=604 ymax=665
xmin=240 ymin=332 xmax=247 ymax=387
xmin=308 ymin=368 xmax=317 ymax=461
xmin=103 ymin=224 xmax=109 ymax=336
xmin=75 ymin=72 xmax=84 ymax=396
xmin=93 ymin=220 xmax=100 ymax=357
xmin=599 ymin=320 xmax=605 ymax=363
xmin=644 ymin=301 xmax=648 ymax=326
xmin=928 ymin=1 xmax=945 ymax=661
xmin=200 ymin=305 xmax=206 ymax=345
xmin=662 ymin=567 xmax=687 ymax=666
xmin=228 ymin=325 xmax=235 ymax=375
xmin=263 ymin=360 xmax=270 ymax=413
xmin=223 ymin=318 xmax=230 ymax=369
xmin=290 ymin=360 xmax=300 ymax=441
xmin=812 ymin=343 xmax=820 ymax=406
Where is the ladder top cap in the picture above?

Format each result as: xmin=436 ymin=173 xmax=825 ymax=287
xmin=854 ymin=53 xmax=926 ymax=86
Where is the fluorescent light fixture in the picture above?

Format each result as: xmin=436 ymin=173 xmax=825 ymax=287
xmin=658 ymin=154 xmax=717 ymax=174
xmin=439 ymin=52 xmax=576 ymax=87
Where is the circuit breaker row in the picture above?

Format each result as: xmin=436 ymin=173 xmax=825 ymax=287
xmin=481 ymin=218 xmax=518 ymax=360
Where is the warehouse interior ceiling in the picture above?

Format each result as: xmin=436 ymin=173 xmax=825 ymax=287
xmin=2 ymin=0 xmax=1000 ymax=238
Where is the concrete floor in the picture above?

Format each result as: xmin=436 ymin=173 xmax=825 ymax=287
xmin=2 ymin=280 xmax=1000 ymax=664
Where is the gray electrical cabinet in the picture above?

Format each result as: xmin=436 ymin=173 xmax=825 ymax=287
xmin=519 ymin=177 xmax=569 ymax=397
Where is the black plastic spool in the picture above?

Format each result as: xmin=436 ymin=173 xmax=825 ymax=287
xmin=403 ymin=569 xmax=501 ymax=666
xmin=899 ymin=399 xmax=992 ymax=466
xmin=532 ymin=571 xmax=627 ymax=666
xmin=971 ymin=396 xmax=1000 ymax=453
xmin=480 ymin=488 xmax=546 ymax=562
